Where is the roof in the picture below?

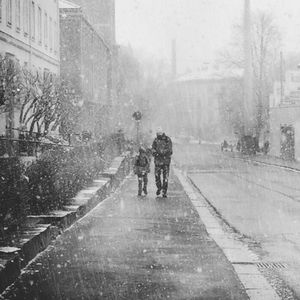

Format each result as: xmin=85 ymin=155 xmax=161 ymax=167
xmin=59 ymin=0 xmax=81 ymax=9
xmin=176 ymin=68 xmax=243 ymax=83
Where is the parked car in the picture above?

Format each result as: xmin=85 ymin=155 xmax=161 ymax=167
xmin=221 ymin=139 xmax=234 ymax=152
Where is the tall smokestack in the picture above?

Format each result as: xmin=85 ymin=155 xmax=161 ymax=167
xmin=243 ymin=0 xmax=253 ymax=134
xmin=172 ymin=39 xmax=177 ymax=80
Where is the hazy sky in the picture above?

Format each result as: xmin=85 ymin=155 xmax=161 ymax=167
xmin=116 ymin=0 xmax=300 ymax=74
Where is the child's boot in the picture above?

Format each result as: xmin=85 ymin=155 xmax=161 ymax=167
xmin=143 ymin=185 xmax=147 ymax=195
xmin=138 ymin=178 xmax=142 ymax=196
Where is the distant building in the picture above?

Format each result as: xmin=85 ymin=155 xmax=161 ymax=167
xmin=0 ymin=0 xmax=60 ymax=135
xmin=269 ymin=69 xmax=300 ymax=160
xmin=59 ymin=0 xmax=113 ymax=137
xmin=67 ymin=0 xmax=118 ymax=104
xmin=65 ymin=0 xmax=115 ymax=45
xmin=166 ymin=68 xmax=242 ymax=142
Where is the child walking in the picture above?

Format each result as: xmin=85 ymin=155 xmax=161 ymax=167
xmin=134 ymin=146 xmax=150 ymax=196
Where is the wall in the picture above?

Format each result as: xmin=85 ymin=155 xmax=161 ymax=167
xmin=69 ymin=0 xmax=115 ymax=45
xmin=59 ymin=11 xmax=81 ymax=97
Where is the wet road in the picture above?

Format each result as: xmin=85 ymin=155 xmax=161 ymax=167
xmin=1 ymin=170 xmax=247 ymax=300
xmin=174 ymin=142 xmax=300 ymax=298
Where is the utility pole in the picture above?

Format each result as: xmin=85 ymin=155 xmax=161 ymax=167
xmin=171 ymin=39 xmax=177 ymax=80
xmin=240 ymin=0 xmax=256 ymax=154
xmin=243 ymin=0 xmax=253 ymax=135
xmin=280 ymin=51 xmax=284 ymax=104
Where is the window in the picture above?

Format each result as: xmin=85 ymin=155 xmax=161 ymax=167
xmin=6 ymin=0 xmax=12 ymax=26
xmin=49 ymin=17 xmax=52 ymax=52
xmin=44 ymin=12 xmax=48 ymax=47
xmin=31 ymin=1 xmax=35 ymax=40
xmin=37 ymin=7 xmax=42 ymax=44
xmin=23 ymin=0 xmax=29 ymax=35
xmin=16 ymin=0 xmax=21 ymax=30
xmin=0 ymin=0 xmax=2 ymax=23
xmin=54 ymin=21 xmax=57 ymax=54
xmin=43 ymin=68 xmax=50 ymax=81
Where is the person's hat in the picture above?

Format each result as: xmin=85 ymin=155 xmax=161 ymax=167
xmin=156 ymin=126 xmax=163 ymax=135
xmin=139 ymin=146 xmax=146 ymax=153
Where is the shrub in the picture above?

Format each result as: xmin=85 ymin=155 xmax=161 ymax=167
xmin=0 ymin=134 xmax=125 ymax=230
xmin=0 ymin=158 xmax=30 ymax=236
xmin=25 ymin=145 xmax=104 ymax=214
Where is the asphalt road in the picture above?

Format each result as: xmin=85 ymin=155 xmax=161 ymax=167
xmin=174 ymin=142 xmax=300 ymax=299
xmin=1 ymin=169 xmax=247 ymax=300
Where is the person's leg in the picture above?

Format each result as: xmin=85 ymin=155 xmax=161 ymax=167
xmin=138 ymin=175 xmax=143 ymax=196
xmin=143 ymin=174 xmax=148 ymax=195
xmin=162 ymin=164 xmax=170 ymax=197
xmin=155 ymin=165 xmax=162 ymax=195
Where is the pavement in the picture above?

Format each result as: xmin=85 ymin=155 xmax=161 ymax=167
xmin=1 ymin=166 xmax=248 ymax=300
xmin=225 ymin=150 xmax=300 ymax=172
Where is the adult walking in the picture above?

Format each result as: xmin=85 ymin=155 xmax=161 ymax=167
xmin=152 ymin=127 xmax=173 ymax=198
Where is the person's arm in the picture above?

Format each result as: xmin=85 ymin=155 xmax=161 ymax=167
xmin=146 ymin=156 xmax=150 ymax=173
xmin=167 ymin=138 xmax=173 ymax=156
xmin=152 ymin=139 xmax=158 ymax=157
xmin=133 ymin=156 xmax=138 ymax=174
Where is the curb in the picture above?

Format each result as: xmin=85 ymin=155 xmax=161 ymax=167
xmin=0 ymin=153 xmax=132 ymax=294
xmin=226 ymin=152 xmax=300 ymax=173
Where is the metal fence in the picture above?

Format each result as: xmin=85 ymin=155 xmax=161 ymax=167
xmin=0 ymin=130 xmax=73 ymax=157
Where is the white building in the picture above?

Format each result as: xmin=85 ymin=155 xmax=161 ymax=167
xmin=0 ymin=0 xmax=60 ymax=73
xmin=270 ymin=70 xmax=300 ymax=108
xmin=0 ymin=0 xmax=60 ymax=136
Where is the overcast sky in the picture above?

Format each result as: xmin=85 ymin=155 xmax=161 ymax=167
xmin=116 ymin=0 xmax=300 ymax=74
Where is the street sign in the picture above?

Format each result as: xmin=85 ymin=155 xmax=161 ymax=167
xmin=132 ymin=111 xmax=142 ymax=121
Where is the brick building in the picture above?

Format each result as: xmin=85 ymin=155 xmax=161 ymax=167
xmin=65 ymin=0 xmax=115 ymax=45
xmin=59 ymin=0 xmax=112 ymax=137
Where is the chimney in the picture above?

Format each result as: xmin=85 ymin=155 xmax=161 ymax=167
xmin=172 ymin=39 xmax=177 ymax=80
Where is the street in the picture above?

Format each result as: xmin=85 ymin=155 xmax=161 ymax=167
xmin=1 ymin=168 xmax=246 ymax=300
xmin=174 ymin=142 xmax=300 ymax=299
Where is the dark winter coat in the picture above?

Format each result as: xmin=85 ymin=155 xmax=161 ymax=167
xmin=152 ymin=134 xmax=173 ymax=166
xmin=134 ymin=153 xmax=150 ymax=176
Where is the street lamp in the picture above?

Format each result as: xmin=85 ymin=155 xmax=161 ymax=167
xmin=132 ymin=111 xmax=142 ymax=146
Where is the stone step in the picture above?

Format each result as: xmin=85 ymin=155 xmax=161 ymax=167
xmin=26 ymin=211 xmax=77 ymax=230
xmin=0 ymin=251 xmax=20 ymax=293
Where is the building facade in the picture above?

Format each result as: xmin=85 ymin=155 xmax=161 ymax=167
xmin=0 ymin=0 xmax=60 ymax=136
xmin=67 ymin=0 xmax=118 ymax=106
xmin=0 ymin=0 xmax=60 ymax=73
xmin=164 ymin=69 xmax=242 ymax=142
xmin=65 ymin=0 xmax=115 ymax=45
xmin=60 ymin=0 xmax=112 ymax=137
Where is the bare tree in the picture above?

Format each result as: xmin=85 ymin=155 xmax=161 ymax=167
xmin=252 ymin=12 xmax=281 ymax=136
xmin=19 ymin=71 xmax=60 ymax=137
xmin=0 ymin=56 xmax=22 ymax=108
xmin=219 ymin=11 xmax=281 ymax=139
xmin=0 ymin=55 xmax=22 ymax=139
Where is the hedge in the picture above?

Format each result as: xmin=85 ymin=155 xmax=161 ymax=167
xmin=0 ymin=136 xmax=123 ymax=238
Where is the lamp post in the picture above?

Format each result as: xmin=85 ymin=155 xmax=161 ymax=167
xmin=132 ymin=111 xmax=142 ymax=146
